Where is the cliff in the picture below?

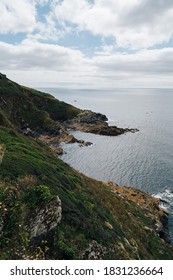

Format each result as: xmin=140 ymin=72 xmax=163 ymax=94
xmin=0 ymin=73 xmax=173 ymax=260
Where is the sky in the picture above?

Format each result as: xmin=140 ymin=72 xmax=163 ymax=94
xmin=1 ymin=0 xmax=173 ymax=89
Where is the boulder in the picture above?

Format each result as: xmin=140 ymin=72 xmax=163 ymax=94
xmin=29 ymin=196 xmax=62 ymax=239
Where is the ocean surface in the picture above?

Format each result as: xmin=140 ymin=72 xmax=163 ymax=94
xmin=40 ymin=87 xmax=173 ymax=240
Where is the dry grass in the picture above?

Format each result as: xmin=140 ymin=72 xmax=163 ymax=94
xmin=0 ymin=144 xmax=5 ymax=164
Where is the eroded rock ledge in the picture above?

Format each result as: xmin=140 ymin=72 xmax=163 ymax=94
xmin=63 ymin=110 xmax=138 ymax=136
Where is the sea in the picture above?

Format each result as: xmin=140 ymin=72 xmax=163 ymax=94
xmin=40 ymin=87 xmax=173 ymax=241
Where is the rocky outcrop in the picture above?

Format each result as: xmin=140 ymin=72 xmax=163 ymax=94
xmin=69 ymin=110 xmax=108 ymax=124
xmin=22 ymin=109 xmax=137 ymax=155
xmin=67 ymin=122 xmax=138 ymax=136
xmin=26 ymin=109 xmax=137 ymax=157
xmin=82 ymin=240 xmax=107 ymax=260
xmin=29 ymin=196 xmax=62 ymax=239
xmin=64 ymin=110 xmax=138 ymax=136
xmin=106 ymin=182 xmax=171 ymax=243
xmin=156 ymin=208 xmax=170 ymax=243
xmin=38 ymin=132 xmax=92 ymax=155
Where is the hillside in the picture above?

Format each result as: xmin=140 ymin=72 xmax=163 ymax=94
xmin=0 ymin=73 xmax=173 ymax=260
xmin=0 ymin=73 xmax=81 ymax=131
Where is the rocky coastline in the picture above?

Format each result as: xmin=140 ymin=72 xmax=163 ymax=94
xmin=22 ymin=109 xmax=171 ymax=244
xmin=1 ymin=73 xmax=173 ymax=259
xmin=63 ymin=110 xmax=139 ymax=136
xmin=23 ymin=109 xmax=138 ymax=156
xmin=19 ymin=101 xmax=171 ymax=246
xmin=107 ymin=182 xmax=171 ymax=244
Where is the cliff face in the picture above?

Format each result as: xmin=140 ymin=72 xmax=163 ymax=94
xmin=0 ymin=74 xmax=173 ymax=260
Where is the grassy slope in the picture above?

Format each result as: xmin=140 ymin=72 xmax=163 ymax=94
xmin=0 ymin=74 xmax=173 ymax=260
xmin=0 ymin=74 xmax=81 ymax=130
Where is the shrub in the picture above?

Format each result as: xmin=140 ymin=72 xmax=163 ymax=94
xmin=17 ymin=175 xmax=37 ymax=189
xmin=25 ymin=185 xmax=52 ymax=208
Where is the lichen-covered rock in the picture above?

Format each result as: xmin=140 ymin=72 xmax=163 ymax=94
xmin=29 ymin=196 xmax=62 ymax=239
xmin=82 ymin=240 xmax=106 ymax=260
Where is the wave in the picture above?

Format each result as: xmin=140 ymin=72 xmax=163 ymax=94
xmin=153 ymin=189 xmax=173 ymax=211
xmin=106 ymin=118 xmax=116 ymax=124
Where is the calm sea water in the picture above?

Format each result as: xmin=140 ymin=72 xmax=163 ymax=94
xmin=40 ymin=88 xmax=173 ymax=240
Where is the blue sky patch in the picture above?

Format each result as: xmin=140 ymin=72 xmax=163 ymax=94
xmin=0 ymin=33 xmax=26 ymax=44
xmin=58 ymin=30 xmax=103 ymax=56
xmin=36 ymin=2 xmax=51 ymax=23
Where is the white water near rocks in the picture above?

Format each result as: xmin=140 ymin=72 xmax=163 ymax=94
xmin=40 ymin=87 xmax=173 ymax=241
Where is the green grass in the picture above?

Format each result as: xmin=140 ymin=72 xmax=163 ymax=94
xmin=0 ymin=75 xmax=81 ymax=130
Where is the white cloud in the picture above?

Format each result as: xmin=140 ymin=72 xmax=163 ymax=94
xmin=93 ymin=48 xmax=173 ymax=74
xmin=0 ymin=0 xmax=37 ymax=34
xmin=0 ymin=0 xmax=59 ymax=41
xmin=0 ymin=39 xmax=89 ymax=70
xmin=1 ymin=39 xmax=173 ymax=88
xmin=2 ymin=0 xmax=173 ymax=49
xmin=1 ymin=0 xmax=173 ymax=88
xmin=51 ymin=0 xmax=173 ymax=49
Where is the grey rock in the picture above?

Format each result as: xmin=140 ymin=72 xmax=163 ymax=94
xmin=29 ymin=196 xmax=62 ymax=239
xmin=82 ymin=240 xmax=106 ymax=260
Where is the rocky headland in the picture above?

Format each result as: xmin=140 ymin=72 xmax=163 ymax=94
xmin=63 ymin=110 xmax=138 ymax=136
xmin=0 ymin=72 xmax=138 ymax=156
xmin=1 ymin=73 xmax=173 ymax=260
xmin=24 ymin=110 xmax=138 ymax=155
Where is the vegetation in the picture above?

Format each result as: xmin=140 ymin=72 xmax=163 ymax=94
xmin=0 ymin=74 xmax=81 ymax=130
xmin=0 ymin=73 xmax=173 ymax=260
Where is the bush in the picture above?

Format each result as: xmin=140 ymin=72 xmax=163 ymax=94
xmin=25 ymin=185 xmax=52 ymax=208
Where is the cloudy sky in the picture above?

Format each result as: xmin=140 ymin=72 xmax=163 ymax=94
xmin=1 ymin=0 xmax=173 ymax=88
